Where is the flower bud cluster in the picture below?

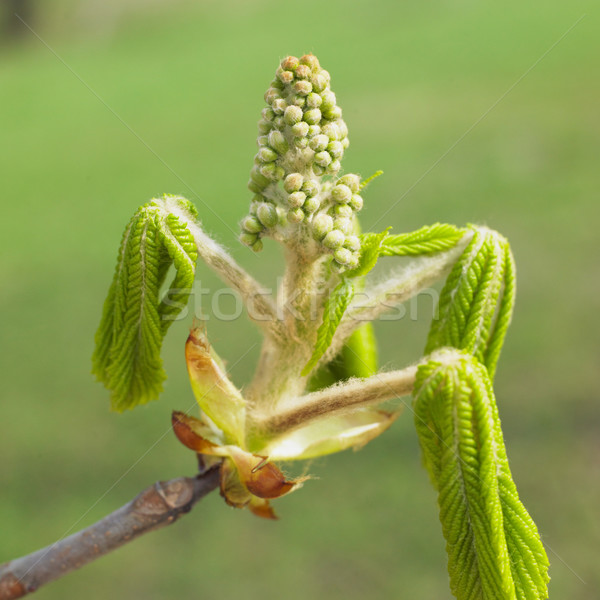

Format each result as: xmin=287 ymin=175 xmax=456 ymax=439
xmin=240 ymin=54 xmax=363 ymax=270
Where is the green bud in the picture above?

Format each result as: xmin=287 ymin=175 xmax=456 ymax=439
xmin=331 ymin=184 xmax=352 ymax=203
xmin=257 ymin=202 xmax=278 ymax=228
xmin=344 ymin=235 xmax=361 ymax=251
xmin=260 ymin=163 xmax=285 ymax=181
xmin=327 ymin=159 xmax=341 ymax=174
xmin=288 ymin=191 xmax=306 ymax=208
xmin=315 ymin=151 xmax=332 ymax=167
xmin=290 ymin=95 xmax=307 ymax=108
xmin=296 ymin=137 xmax=309 ymax=149
xmin=242 ymin=215 xmax=263 ymax=234
xmin=306 ymin=92 xmax=323 ymax=108
xmin=338 ymin=120 xmax=349 ymax=137
xmin=323 ymin=229 xmax=345 ymax=249
xmin=302 ymin=180 xmax=319 ymax=197
xmin=284 ymin=172 xmax=304 ymax=193
xmin=251 ymin=239 xmax=264 ymax=252
xmin=272 ymin=98 xmax=287 ymax=114
xmin=262 ymin=107 xmax=275 ymax=122
xmin=291 ymin=121 xmax=309 ymax=137
xmin=341 ymin=137 xmax=350 ymax=149
xmin=250 ymin=166 xmax=270 ymax=187
xmin=287 ymin=208 xmax=305 ymax=223
xmin=334 ymin=204 xmax=353 ymax=218
xmin=323 ymin=106 xmax=342 ymax=120
xmin=281 ymin=56 xmax=300 ymax=71
xmin=240 ymin=231 xmax=259 ymax=246
xmin=248 ymin=179 xmax=264 ymax=194
xmin=303 ymin=108 xmax=322 ymax=125
xmin=334 ymin=247 xmax=352 ymax=265
xmin=312 ymin=214 xmax=334 ymax=240
xmin=312 ymin=164 xmax=325 ymax=176
xmin=273 ymin=116 xmax=285 ymax=129
xmin=303 ymin=197 xmax=320 ymax=213
xmin=327 ymin=141 xmax=344 ymax=159
xmin=309 ymin=134 xmax=329 ymax=152
xmin=321 ymin=70 xmax=331 ymax=85
xmin=257 ymin=119 xmax=272 ymax=135
xmin=311 ymin=73 xmax=327 ymax=93
xmin=270 ymin=77 xmax=284 ymax=91
xmin=300 ymin=54 xmax=320 ymax=70
xmin=320 ymin=91 xmax=337 ymax=111
xmin=284 ymin=105 xmax=303 ymax=125
xmin=307 ymin=125 xmax=321 ymax=138
xmin=334 ymin=217 xmax=353 ymax=235
xmin=322 ymin=122 xmax=341 ymax=140
xmin=251 ymin=193 xmax=264 ymax=204
xmin=338 ymin=174 xmax=360 ymax=193
xmin=349 ymin=194 xmax=364 ymax=211
xmin=293 ymin=80 xmax=312 ymax=96
xmin=257 ymin=135 xmax=269 ymax=146
xmin=268 ymin=130 xmax=289 ymax=154
xmin=264 ymin=88 xmax=281 ymax=104
xmin=347 ymin=253 xmax=359 ymax=269
xmin=257 ymin=147 xmax=278 ymax=163
xmin=295 ymin=64 xmax=311 ymax=79
xmin=277 ymin=70 xmax=294 ymax=85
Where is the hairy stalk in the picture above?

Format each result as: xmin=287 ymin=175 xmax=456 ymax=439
xmin=323 ymin=232 xmax=473 ymax=364
xmin=255 ymin=365 xmax=417 ymax=437
xmin=169 ymin=204 xmax=281 ymax=337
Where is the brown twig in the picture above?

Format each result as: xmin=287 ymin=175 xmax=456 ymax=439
xmin=0 ymin=468 xmax=220 ymax=599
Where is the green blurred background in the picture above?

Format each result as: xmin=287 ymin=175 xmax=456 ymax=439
xmin=1 ymin=0 xmax=598 ymax=598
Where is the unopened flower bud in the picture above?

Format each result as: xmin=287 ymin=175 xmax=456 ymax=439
xmin=349 ymin=194 xmax=363 ymax=211
xmin=242 ymin=215 xmax=263 ymax=234
xmin=302 ymin=180 xmax=319 ymax=197
xmin=312 ymin=214 xmax=334 ymax=240
xmin=338 ymin=174 xmax=360 ymax=193
xmin=306 ymin=92 xmax=323 ymax=108
xmin=334 ymin=217 xmax=353 ymax=235
xmin=248 ymin=180 xmax=263 ymax=194
xmin=327 ymin=141 xmax=344 ymax=159
xmin=303 ymin=197 xmax=320 ymax=213
xmin=257 ymin=203 xmax=278 ymax=228
xmin=240 ymin=231 xmax=259 ymax=246
xmin=250 ymin=166 xmax=270 ymax=187
xmin=277 ymin=70 xmax=294 ymax=85
xmin=290 ymin=95 xmax=306 ymax=108
xmin=307 ymin=125 xmax=321 ymax=138
xmin=257 ymin=135 xmax=269 ymax=147
xmin=323 ymin=229 xmax=345 ymax=249
xmin=327 ymin=160 xmax=341 ymax=174
xmin=334 ymin=247 xmax=352 ymax=265
xmin=257 ymin=119 xmax=272 ymax=135
xmin=291 ymin=121 xmax=309 ymax=138
xmin=295 ymin=64 xmax=311 ymax=79
xmin=315 ymin=151 xmax=332 ymax=167
xmin=331 ymin=184 xmax=352 ymax=203
xmin=288 ymin=191 xmax=306 ymax=208
xmin=341 ymin=137 xmax=350 ymax=149
xmin=284 ymin=105 xmax=303 ymax=125
xmin=287 ymin=208 xmax=304 ymax=223
xmin=284 ymin=172 xmax=303 ymax=193
xmin=251 ymin=239 xmax=264 ymax=252
xmin=322 ymin=122 xmax=341 ymax=141
xmin=281 ymin=56 xmax=299 ymax=71
xmin=273 ymin=116 xmax=285 ymax=129
xmin=312 ymin=164 xmax=325 ymax=176
xmin=272 ymin=98 xmax=287 ymax=114
xmin=311 ymin=73 xmax=327 ymax=93
xmin=338 ymin=120 xmax=349 ymax=138
xmin=300 ymin=54 xmax=320 ymax=70
xmin=262 ymin=107 xmax=275 ymax=122
xmin=334 ymin=204 xmax=353 ymax=218
xmin=264 ymin=88 xmax=281 ymax=104
xmin=293 ymin=80 xmax=312 ymax=96
xmin=295 ymin=137 xmax=309 ymax=149
xmin=303 ymin=108 xmax=322 ymax=125
xmin=268 ymin=130 xmax=288 ymax=154
xmin=309 ymin=134 xmax=329 ymax=152
xmin=320 ymin=91 xmax=337 ymax=111
xmin=257 ymin=147 xmax=278 ymax=163
xmin=344 ymin=235 xmax=361 ymax=251
xmin=323 ymin=105 xmax=342 ymax=120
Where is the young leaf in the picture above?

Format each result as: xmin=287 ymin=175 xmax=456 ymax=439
xmin=379 ymin=223 xmax=465 ymax=257
xmin=92 ymin=195 xmax=198 ymax=411
xmin=425 ymin=226 xmax=515 ymax=379
xmin=413 ymin=352 xmax=549 ymax=600
xmin=301 ymin=279 xmax=354 ymax=376
xmin=345 ymin=229 xmax=390 ymax=278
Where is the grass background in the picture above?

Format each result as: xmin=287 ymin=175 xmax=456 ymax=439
xmin=1 ymin=0 xmax=598 ymax=598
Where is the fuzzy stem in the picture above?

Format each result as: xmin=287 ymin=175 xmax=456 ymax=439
xmin=0 ymin=470 xmax=219 ymax=600
xmin=169 ymin=205 xmax=281 ymax=337
xmin=322 ymin=233 xmax=473 ymax=364
xmin=255 ymin=365 xmax=418 ymax=437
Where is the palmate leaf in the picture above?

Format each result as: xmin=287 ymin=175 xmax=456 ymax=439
xmin=413 ymin=352 xmax=549 ymax=600
xmin=425 ymin=226 xmax=516 ymax=379
xmin=92 ymin=195 xmax=198 ymax=411
xmin=380 ymin=223 xmax=465 ymax=257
